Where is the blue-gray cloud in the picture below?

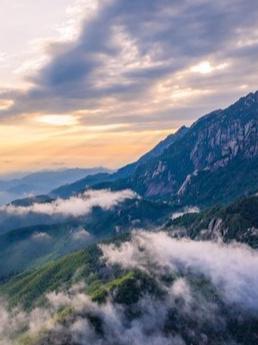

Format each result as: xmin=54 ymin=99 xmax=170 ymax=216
xmin=1 ymin=0 xmax=258 ymax=128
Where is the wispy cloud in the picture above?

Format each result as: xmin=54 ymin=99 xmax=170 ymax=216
xmin=1 ymin=189 xmax=137 ymax=217
xmin=170 ymin=206 xmax=200 ymax=220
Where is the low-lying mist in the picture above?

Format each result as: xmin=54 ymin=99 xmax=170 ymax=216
xmin=1 ymin=231 xmax=258 ymax=345
xmin=102 ymin=231 xmax=258 ymax=312
xmin=0 ymin=189 xmax=137 ymax=217
xmin=0 ymin=225 xmax=94 ymax=280
xmin=0 ymin=189 xmax=139 ymax=234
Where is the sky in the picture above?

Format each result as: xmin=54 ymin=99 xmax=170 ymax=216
xmin=0 ymin=0 xmax=258 ymax=173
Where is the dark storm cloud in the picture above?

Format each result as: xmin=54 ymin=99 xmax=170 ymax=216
xmin=1 ymin=0 xmax=258 ymax=126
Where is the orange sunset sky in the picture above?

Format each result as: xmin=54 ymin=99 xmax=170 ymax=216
xmin=0 ymin=0 xmax=257 ymax=173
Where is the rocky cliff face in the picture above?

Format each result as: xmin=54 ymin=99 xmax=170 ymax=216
xmin=116 ymin=125 xmax=189 ymax=179
xmin=51 ymin=91 xmax=258 ymax=207
xmin=131 ymin=91 xmax=258 ymax=204
xmin=167 ymin=195 xmax=258 ymax=248
xmin=190 ymin=92 xmax=258 ymax=170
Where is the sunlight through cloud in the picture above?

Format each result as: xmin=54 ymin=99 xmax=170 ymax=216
xmin=191 ymin=61 xmax=228 ymax=74
xmin=36 ymin=114 xmax=78 ymax=126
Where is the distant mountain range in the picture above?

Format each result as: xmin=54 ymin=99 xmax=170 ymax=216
xmin=0 ymin=167 xmax=111 ymax=205
xmin=52 ymin=91 xmax=258 ymax=207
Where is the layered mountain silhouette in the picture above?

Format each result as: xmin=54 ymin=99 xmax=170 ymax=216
xmin=52 ymin=91 xmax=258 ymax=207
xmin=0 ymin=167 xmax=111 ymax=205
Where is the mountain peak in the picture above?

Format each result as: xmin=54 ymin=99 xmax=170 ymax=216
xmin=246 ymin=90 xmax=258 ymax=99
xmin=176 ymin=125 xmax=188 ymax=134
xmin=235 ymin=90 xmax=258 ymax=107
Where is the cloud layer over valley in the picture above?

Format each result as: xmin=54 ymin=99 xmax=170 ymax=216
xmin=101 ymin=231 xmax=258 ymax=312
xmin=0 ymin=189 xmax=137 ymax=217
xmin=1 ymin=230 xmax=258 ymax=345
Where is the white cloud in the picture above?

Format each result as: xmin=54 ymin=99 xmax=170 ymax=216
xmin=190 ymin=61 xmax=229 ymax=74
xmin=2 ymin=230 xmax=258 ymax=344
xmin=36 ymin=114 xmax=79 ymax=126
xmin=171 ymin=206 xmax=200 ymax=220
xmin=1 ymin=189 xmax=137 ymax=217
xmin=101 ymin=231 xmax=258 ymax=312
xmin=45 ymin=287 xmax=186 ymax=345
xmin=72 ymin=227 xmax=92 ymax=241
xmin=31 ymin=232 xmax=52 ymax=241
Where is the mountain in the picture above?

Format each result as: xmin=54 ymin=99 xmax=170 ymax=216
xmin=0 ymin=191 xmax=170 ymax=235
xmin=51 ymin=127 xmax=189 ymax=198
xmin=4 ymin=193 xmax=258 ymax=305
xmin=51 ymin=172 xmax=114 ymax=198
xmin=0 ymin=167 xmax=111 ymax=205
xmin=0 ymin=223 xmax=93 ymax=281
xmin=166 ymin=194 xmax=258 ymax=248
xmin=51 ymin=91 xmax=258 ymax=208
xmin=129 ymin=92 xmax=258 ymax=203
xmin=1 ymin=92 xmax=258 ymax=345
xmin=116 ymin=125 xmax=189 ymax=178
xmin=0 ymin=90 xmax=257 ymax=280
xmin=0 ymin=197 xmax=171 ymax=279
xmin=2 ymin=228 xmax=258 ymax=345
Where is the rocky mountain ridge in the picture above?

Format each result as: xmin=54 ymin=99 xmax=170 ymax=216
xmin=129 ymin=91 xmax=258 ymax=203
xmin=167 ymin=194 xmax=258 ymax=248
xmin=51 ymin=91 xmax=258 ymax=207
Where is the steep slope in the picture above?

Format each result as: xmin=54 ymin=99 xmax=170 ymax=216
xmin=2 ymin=194 xmax=258 ymax=308
xmin=51 ymin=126 xmax=189 ymax=198
xmin=0 ymin=223 xmax=95 ymax=281
xmin=50 ymin=91 xmax=258 ymax=208
xmin=129 ymin=91 xmax=258 ymax=204
xmin=1 ymin=231 xmax=258 ymax=345
xmin=0 ymin=197 xmax=171 ymax=279
xmin=178 ymin=156 xmax=258 ymax=206
xmin=116 ymin=125 xmax=189 ymax=178
xmin=51 ymin=173 xmax=114 ymax=198
xmin=167 ymin=195 xmax=258 ymax=248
